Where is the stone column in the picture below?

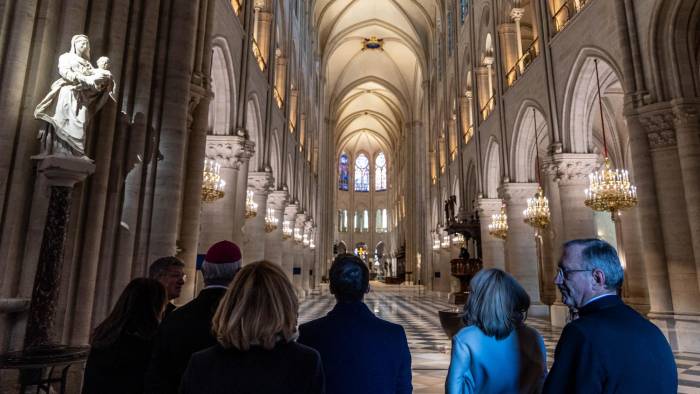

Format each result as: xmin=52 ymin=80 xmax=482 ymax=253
xmin=243 ymin=171 xmax=274 ymax=263
xmin=477 ymin=198 xmax=506 ymax=269
xmin=483 ymin=57 xmax=495 ymax=106
xmin=24 ymin=156 xmax=95 ymax=349
xmin=475 ymin=67 xmax=490 ymax=113
xmin=264 ymin=190 xmax=288 ymax=265
xmin=233 ymin=138 xmax=255 ymax=245
xmin=511 ymin=8 xmax=525 ymax=72
xmin=672 ymin=101 xmax=700 ymax=291
xmin=274 ymin=53 xmax=287 ymax=102
xmin=293 ymin=213 xmax=307 ymax=296
xmin=254 ymin=9 xmax=272 ymax=67
xmin=282 ymin=204 xmax=298 ymax=281
xmin=500 ymin=182 xmax=547 ymax=316
xmin=643 ymin=110 xmax=700 ymax=352
xmin=547 ymin=153 xmax=598 ymax=239
xmin=498 ymin=23 xmax=518 ymax=80
xmin=199 ymin=135 xmax=248 ymax=250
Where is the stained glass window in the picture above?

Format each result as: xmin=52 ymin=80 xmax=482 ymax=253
xmin=339 ymin=153 xmax=349 ymax=190
xmin=375 ymin=152 xmax=387 ymax=191
xmin=460 ymin=0 xmax=468 ymax=24
xmin=354 ymin=153 xmax=370 ymax=192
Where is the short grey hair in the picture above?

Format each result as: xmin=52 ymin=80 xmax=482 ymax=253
xmin=564 ymin=238 xmax=624 ymax=290
xmin=202 ymin=261 xmax=240 ymax=287
xmin=463 ymin=268 xmax=530 ymax=340
xmin=148 ymin=256 xmax=185 ymax=279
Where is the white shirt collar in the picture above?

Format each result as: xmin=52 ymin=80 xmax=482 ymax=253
xmin=582 ymin=292 xmax=616 ymax=307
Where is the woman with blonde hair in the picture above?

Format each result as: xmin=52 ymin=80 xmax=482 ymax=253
xmin=446 ymin=268 xmax=547 ymax=394
xmin=180 ymin=260 xmax=324 ymax=394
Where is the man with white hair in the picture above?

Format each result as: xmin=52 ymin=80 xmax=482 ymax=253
xmin=146 ymin=240 xmax=242 ymax=394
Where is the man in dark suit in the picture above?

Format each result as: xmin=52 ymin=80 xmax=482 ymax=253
xmin=543 ymin=239 xmax=677 ymax=393
xmin=148 ymin=256 xmax=186 ymax=319
xmin=145 ymin=240 xmax=242 ymax=394
xmin=298 ymin=253 xmax=412 ymax=394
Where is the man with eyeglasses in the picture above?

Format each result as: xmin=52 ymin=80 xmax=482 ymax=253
xmin=149 ymin=256 xmax=187 ymax=319
xmin=543 ymin=238 xmax=676 ymax=393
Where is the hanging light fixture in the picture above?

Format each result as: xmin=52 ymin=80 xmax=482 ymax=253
xmin=264 ymin=208 xmax=279 ymax=233
xmin=584 ymin=59 xmax=638 ymax=214
xmin=488 ymin=204 xmax=508 ymax=240
xmin=431 ymin=231 xmax=441 ymax=250
xmin=201 ymin=158 xmax=226 ymax=203
xmin=245 ymin=189 xmax=258 ymax=219
xmin=523 ymin=108 xmax=551 ymax=229
xmin=282 ymin=220 xmax=293 ymax=239
xmin=441 ymin=231 xmax=451 ymax=249
xmin=293 ymin=227 xmax=303 ymax=243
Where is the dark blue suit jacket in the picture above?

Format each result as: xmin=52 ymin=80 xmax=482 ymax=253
xmin=298 ymin=301 xmax=412 ymax=394
xmin=543 ymin=295 xmax=677 ymax=393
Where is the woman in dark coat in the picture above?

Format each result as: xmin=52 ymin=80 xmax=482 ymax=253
xmin=180 ymin=260 xmax=324 ymax=394
xmin=82 ymin=278 xmax=166 ymax=394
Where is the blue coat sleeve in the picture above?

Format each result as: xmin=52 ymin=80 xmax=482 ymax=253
xmin=543 ymin=323 xmax=603 ymax=394
xmin=445 ymin=334 xmax=475 ymax=394
xmin=396 ymin=327 xmax=413 ymax=394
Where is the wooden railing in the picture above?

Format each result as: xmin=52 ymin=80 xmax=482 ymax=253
xmin=463 ymin=126 xmax=474 ymax=144
xmin=506 ymin=38 xmax=540 ymax=87
xmin=251 ymin=38 xmax=266 ymax=71
xmin=273 ymin=88 xmax=283 ymax=108
xmin=552 ymin=0 xmax=590 ymax=34
xmin=230 ymin=0 xmax=242 ymax=15
xmin=481 ymin=96 xmax=495 ymax=120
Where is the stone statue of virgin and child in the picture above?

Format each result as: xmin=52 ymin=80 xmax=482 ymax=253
xmin=34 ymin=34 xmax=116 ymax=159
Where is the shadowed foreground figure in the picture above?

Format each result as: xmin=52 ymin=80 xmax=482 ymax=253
xmin=298 ymin=253 xmax=412 ymax=394
xmin=543 ymin=239 xmax=677 ymax=394
xmin=180 ymin=260 xmax=324 ymax=394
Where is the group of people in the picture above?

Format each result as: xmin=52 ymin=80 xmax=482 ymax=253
xmin=81 ymin=238 xmax=678 ymax=394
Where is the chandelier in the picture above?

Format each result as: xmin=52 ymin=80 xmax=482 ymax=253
xmin=584 ymin=59 xmax=638 ymax=213
xmin=441 ymin=232 xmax=451 ymax=249
xmin=264 ymin=208 xmax=279 ymax=233
xmin=201 ymin=159 xmax=225 ymax=203
xmin=309 ymin=233 xmax=316 ymax=249
xmin=452 ymin=233 xmax=465 ymax=245
xmin=293 ymin=227 xmax=302 ymax=243
xmin=282 ymin=220 xmax=293 ymax=240
xmin=523 ymin=108 xmax=551 ymax=229
xmin=245 ymin=189 xmax=258 ymax=219
xmin=488 ymin=204 xmax=508 ymax=240
xmin=302 ymin=232 xmax=310 ymax=246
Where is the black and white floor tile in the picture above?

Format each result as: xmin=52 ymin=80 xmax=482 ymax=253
xmin=299 ymin=282 xmax=700 ymax=394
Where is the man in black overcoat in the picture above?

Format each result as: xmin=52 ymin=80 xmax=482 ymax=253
xmin=543 ymin=239 xmax=677 ymax=393
xmin=298 ymin=253 xmax=412 ymax=394
xmin=145 ymin=240 xmax=242 ymax=394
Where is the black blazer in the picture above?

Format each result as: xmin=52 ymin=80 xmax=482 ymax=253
xmin=145 ymin=287 xmax=227 ymax=394
xmin=180 ymin=342 xmax=325 ymax=394
xmin=82 ymin=333 xmax=154 ymax=394
xmin=543 ymin=295 xmax=677 ymax=393
xmin=298 ymin=301 xmax=412 ymax=394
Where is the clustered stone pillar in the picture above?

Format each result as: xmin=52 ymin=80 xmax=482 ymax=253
xmin=232 ymin=138 xmax=255 ymax=245
xmin=500 ymin=182 xmax=547 ymax=316
xmin=511 ymin=8 xmax=525 ymax=72
xmin=243 ymin=171 xmax=274 ymax=263
xmin=282 ymin=204 xmax=298 ymax=281
xmin=25 ymin=156 xmax=95 ymax=349
xmin=477 ymin=197 xmax=506 ymax=269
xmin=548 ymin=153 xmax=598 ymax=239
xmin=264 ymin=190 xmax=288 ymax=266
xmin=293 ymin=212 xmax=307 ymax=297
xmin=199 ymin=135 xmax=249 ymax=251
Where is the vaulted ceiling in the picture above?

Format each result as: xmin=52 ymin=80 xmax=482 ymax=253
xmin=313 ymin=0 xmax=438 ymax=157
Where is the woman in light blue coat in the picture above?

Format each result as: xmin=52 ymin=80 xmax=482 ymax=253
xmin=446 ymin=268 xmax=547 ymax=394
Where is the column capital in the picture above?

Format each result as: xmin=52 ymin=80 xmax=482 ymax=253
xmin=295 ymin=213 xmax=308 ymax=227
xmin=205 ymin=135 xmax=252 ymax=168
xmin=284 ymin=204 xmax=298 ymax=222
xmin=544 ymin=153 xmax=599 ymax=183
xmin=483 ymin=56 xmax=494 ymax=67
xmin=638 ymin=105 xmax=676 ymax=149
xmin=248 ymin=171 xmax=274 ymax=194
xmin=267 ymin=190 xmax=289 ymax=210
xmin=498 ymin=182 xmax=539 ymax=202
xmin=671 ymin=99 xmax=700 ymax=129
xmin=510 ymin=7 xmax=525 ymax=21
xmin=476 ymin=198 xmax=503 ymax=214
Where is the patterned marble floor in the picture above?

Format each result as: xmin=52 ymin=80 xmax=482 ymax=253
xmin=299 ymin=282 xmax=700 ymax=394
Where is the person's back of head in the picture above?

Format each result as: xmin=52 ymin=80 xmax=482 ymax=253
xmin=91 ymin=278 xmax=167 ymax=349
xmin=563 ymin=238 xmax=624 ymax=290
xmin=212 ymin=260 xmax=298 ymax=351
xmin=202 ymin=240 xmax=242 ymax=287
xmin=329 ymin=253 xmax=369 ymax=303
xmin=463 ymin=268 xmax=530 ymax=340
